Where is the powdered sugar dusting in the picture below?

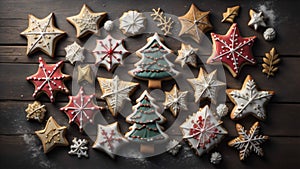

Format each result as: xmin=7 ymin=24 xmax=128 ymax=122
xmin=258 ymin=2 xmax=277 ymax=26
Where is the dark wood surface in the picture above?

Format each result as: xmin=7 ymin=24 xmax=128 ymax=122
xmin=0 ymin=0 xmax=299 ymax=169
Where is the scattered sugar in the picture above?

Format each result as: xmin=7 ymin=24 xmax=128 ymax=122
xmin=258 ymin=2 xmax=277 ymax=26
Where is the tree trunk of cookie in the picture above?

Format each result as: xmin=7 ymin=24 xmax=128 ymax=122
xmin=140 ymin=144 xmax=154 ymax=154
xmin=148 ymin=80 xmax=161 ymax=88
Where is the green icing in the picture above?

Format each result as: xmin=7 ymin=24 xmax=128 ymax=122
xmin=128 ymin=123 xmax=162 ymax=140
xmin=135 ymin=71 xmax=173 ymax=79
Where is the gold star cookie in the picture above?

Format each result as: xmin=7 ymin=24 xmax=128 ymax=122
xmin=178 ymin=4 xmax=213 ymax=43
xmin=67 ymin=4 xmax=107 ymax=38
xmin=77 ymin=65 xmax=93 ymax=84
xmin=20 ymin=13 xmax=65 ymax=57
xmin=35 ymin=116 xmax=68 ymax=153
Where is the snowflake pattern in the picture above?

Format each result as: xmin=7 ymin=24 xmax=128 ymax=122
xmin=65 ymin=42 xmax=85 ymax=64
xmin=97 ymin=76 xmax=139 ymax=116
xmin=226 ymin=75 xmax=274 ymax=120
xmin=26 ymin=57 xmax=70 ymax=102
xmin=175 ymin=43 xmax=198 ymax=68
xmin=93 ymin=35 xmax=128 ymax=71
xmin=228 ymin=122 xmax=268 ymax=160
xmin=151 ymin=8 xmax=174 ymax=36
xmin=119 ymin=10 xmax=146 ymax=36
xmin=68 ymin=137 xmax=89 ymax=158
xmin=60 ymin=87 xmax=103 ymax=132
xmin=207 ymin=23 xmax=256 ymax=77
xmin=163 ymin=85 xmax=188 ymax=117
xmin=92 ymin=122 xmax=128 ymax=158
xmin=180 ymin=105 xmax=228 ymax=156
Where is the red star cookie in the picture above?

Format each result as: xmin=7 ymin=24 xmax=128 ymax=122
xmin=26 ymin=57 xmax=70 ymax=102
xmin=207 ymin=23 xmax=256 ymax=77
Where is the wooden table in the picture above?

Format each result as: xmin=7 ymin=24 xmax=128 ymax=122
xmin=0 ymin=0 xmax=299 ymax=168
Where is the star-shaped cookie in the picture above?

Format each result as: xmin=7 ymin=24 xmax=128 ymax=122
xmin=97 ymin=75 xmax=139 ymax=116
xmin=163 ymin=85 xmax=188 ymax=117
xmin=77 ymin=65 xmax=94 ymax=84
xmin=228 ymin=122 xmax=268 ymax=160
xmin=35 ymin=116 xmax=68 ymax=153
xmin=187 ymin=68 xmax=226 ymax=104
xmin=20 ymin=13 xmax=65 ymax=57
xmin=175 ymin=43 xmax=198 ymax=68
xmin=226 ymin=75 xmax=274 ymax=120
xmin=248 ymin=9 xmax=266 ymax=31
xmin=178 ymin=4 xmax=213 ymax=43
xmin=206 ymin=23 xmax=256 ymax=78
xmin=92 ymin=122 xmax=128 ymax=158
xmin=26 ymin=57 xmax=71 ymax=102
xmin=67 ymin=4 xmax=107 ymax=38
xmin=65 ymin=42 xmax=85 ymax=64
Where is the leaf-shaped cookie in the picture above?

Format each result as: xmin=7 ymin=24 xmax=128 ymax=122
xmin=262 ymin=47 xmax=280 ymax=78
xmin=222 ymin=6 xmax=240 ymax=23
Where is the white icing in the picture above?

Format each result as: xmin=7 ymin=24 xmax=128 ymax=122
xmin=263 ymin=28 xmax=276 ymax=41
xmin=65 ymin=42 xmax=85 ymax=64
xmin=119 ymin=10 xmax=146 ymax=36
xmin=68 ymin=137 xmax=88 ymax=158
xmin=248 ymin=9 xmax=267 ymax=30
xmin=176 ymin=43 xmax=198 ymax=67
xmin=163 ymin=85 xmax=188 ymax=117
xmin=210 ymin=152 xmax=222 ymax=164
xmin=104 ymin=20 xmax=114 ymax=31
xmin=151 ymin=8 xmax=174 ymax=36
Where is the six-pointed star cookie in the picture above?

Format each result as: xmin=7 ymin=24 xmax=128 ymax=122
xmin=228 ymin=122 xmax=268 ymax=160
xmin=65 ymin=42 xmax=85 ymax=64
xmin=35 ymin=116 xmax=69 ymax=153
xmin=92 ymin=122 xmax=128 ymax=158
xmin=206 ymin=23 xmax=257 ymax=78
xmin=187 ymin=68 xmax=226 ymax=104
xmin=97 ymin=75 xmax=139 ymax=116
xmin=248 ymin=9 xmax=266 ymax=31
xmin=178 ymin=4 xmax=213 ymax=43
xmin=163 ymin=85 xmax=188 ymax=117
xmin=67 ymin=4 xmax=107 ymax=38
xmin=77 ymin=64 xmax=94 ymax=84
xmin=175 ymin=43 xmax=198 ymax=68
xmin=226 ymin=75 xmax=274 ymax=120
xmin=26 ymin=57 xmax=71 ymax=102
xmin=20 ymin=13 xmax=65 ymax=57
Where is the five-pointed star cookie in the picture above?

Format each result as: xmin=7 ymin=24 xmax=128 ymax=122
xmin=180 ymin=105 xmax=228 ymax=156
xmin=228 ymin=122 xmax=268 ymax=160
xmin=248 ymin=9 xmax=266 ymax=31
xmin=20 ymin=13 xmax=65 ymax=57
xmin=187 ymin=68 xmax=226 ymax=104
xmin=60 ymin=87 xmax=104 ymax=132
xmin=97 ymin=75 xmax=139 ymax=116
xmin=35 ymin=116 xmax=69 ymax=153
xmin=67 ymin=4 xmax=107 ymax=38
xmin=175 ymin=43 xmax=198 ymax=68
xmin=65 ymin=42 xmax=85 ymax=64
xmin=178 ymin=4 xmax=213 ymax=43
xmin=206 ymin=23 xmax=256 ymax=78
xmin=226 ymin=75 xmax=274 ymax=120
xmin=163 ymin=85 xmax=188 ymax=117
xmin=26 ymin=57 xmax=71 ymax=102
xmin=77 ymin=64 xmax=94 ymax=84
xmin=92 ymin=122 xmax=128 ymax=158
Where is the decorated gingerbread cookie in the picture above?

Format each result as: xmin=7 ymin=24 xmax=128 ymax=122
xmin=178 ymin=4 xmax=213 ymax=43
xmin=129 ymin=33 xmax=179 ymax=88
xmin=163 ymin=85 xmax=188 ymax=117
xmin=26 ymin=57 xmax=70 ymax=102
xmin=97 ymin=75 xmax=139 ymax=117
xmin=65 ymin=42 xmax=85 ymax=65
xmin=35 ymin=116 xmax=69 ymax=153
xmin=226 ymin=75 xmax=274 ymax=120
xmin=180 ymin=105 xmax=228 ymax=156
xmin=60 ymin=87 xmax=104 ymax=132
xmin=20 ymin=13 xmax=65 ymax=57
xmin=248 ymin=9 xmax=266 ymax=31
xmin=93 ymin=35 xmax=128 ymax=71
xmin=175 ymin=43 xmax=198 ymax=68
xmin=206 ymin=23 xmax=256 ymax=78
xmin=25 ymin=101 xmax=46 ymax=122
xmin=67 ymin=4 xmax=107 ymax=38
xmin=119 ymin=10 xmax=146 ymax=36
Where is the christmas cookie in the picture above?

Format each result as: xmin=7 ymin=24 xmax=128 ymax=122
xmin=248 ymin=9 xmax=266 ymax=30
xmin=221 ymin=6 xmax=240 ymax=23
xmin=180 ymin=105 xmax=228 ymax=156
xmin=119 ymin=10 xmax=146 ymax=36
xmin=68 ymin=137 xmax=89 ymax=158
xmin=206 ymin=23 xmax=256 ymax=78
xmin=20 ymin=13 xmax=65 ymax=57
xmin=93 ymin=34 xmax=129 ymax=71
xmin=175 ymin=43 xmax=198 ymax=68
xmin=263 ymin=28 xmax=276 ymax=41
xmin=66 ymin=4 xmax=107 ymax=38
xmin=228 ymin=122 xmax=268 ymax=160
xmin=60 ymin=87 xmax=104 ymax=132
xmin=125 ymin=90 xmax=169 ymax=143
xmin=187 ymin=68 xmax=226 ymax=104
xmin=35 ymin=116 xmax=68 ymax=153
xmin=226 ymin=75 xmax=274 ymax=120
xmin=104 ymin=20 xmax=114 ymax=32
xmin=163 ymin=85 xmax=188 ymax=117
xmin=97 ymin=75 xmax=139 ymax=117
xmin=151 ymin=8 xmax=174 ymax=36
xmin=77 ymin=64 xmax=94 ymax=84
xmin=93 ymin=122 xmax=128 ymax=158
xmin=262 ymin=47 xmax=280 ymax=78
xmin=178 ymin=4 xmax=213 ymax=43
xmin=26 ymin=57 xmax=70 ymax=102
xmin=129 ymin=33 xmax=179 ymax=88
xmin=210 ymin=152 xmax=222 ymax=164
xmin=25 ymin=101 xmax=46 ymax=122
xmin=65 ymin=42 xmax=85 ymax=64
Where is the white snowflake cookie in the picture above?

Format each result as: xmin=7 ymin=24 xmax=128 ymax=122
xmin=119 ymin=10 xmax=146 ymax=36
xmin=68 ymin=137 xmax=89 ymax=158
xmin=65 ymin=42 xmax=85 ymax=64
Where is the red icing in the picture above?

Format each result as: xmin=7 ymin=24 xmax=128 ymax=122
xmin=26 ymin=57 xmax=70 ymax=102
xmin=207 ymin=23 xmax=256 ymax=77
